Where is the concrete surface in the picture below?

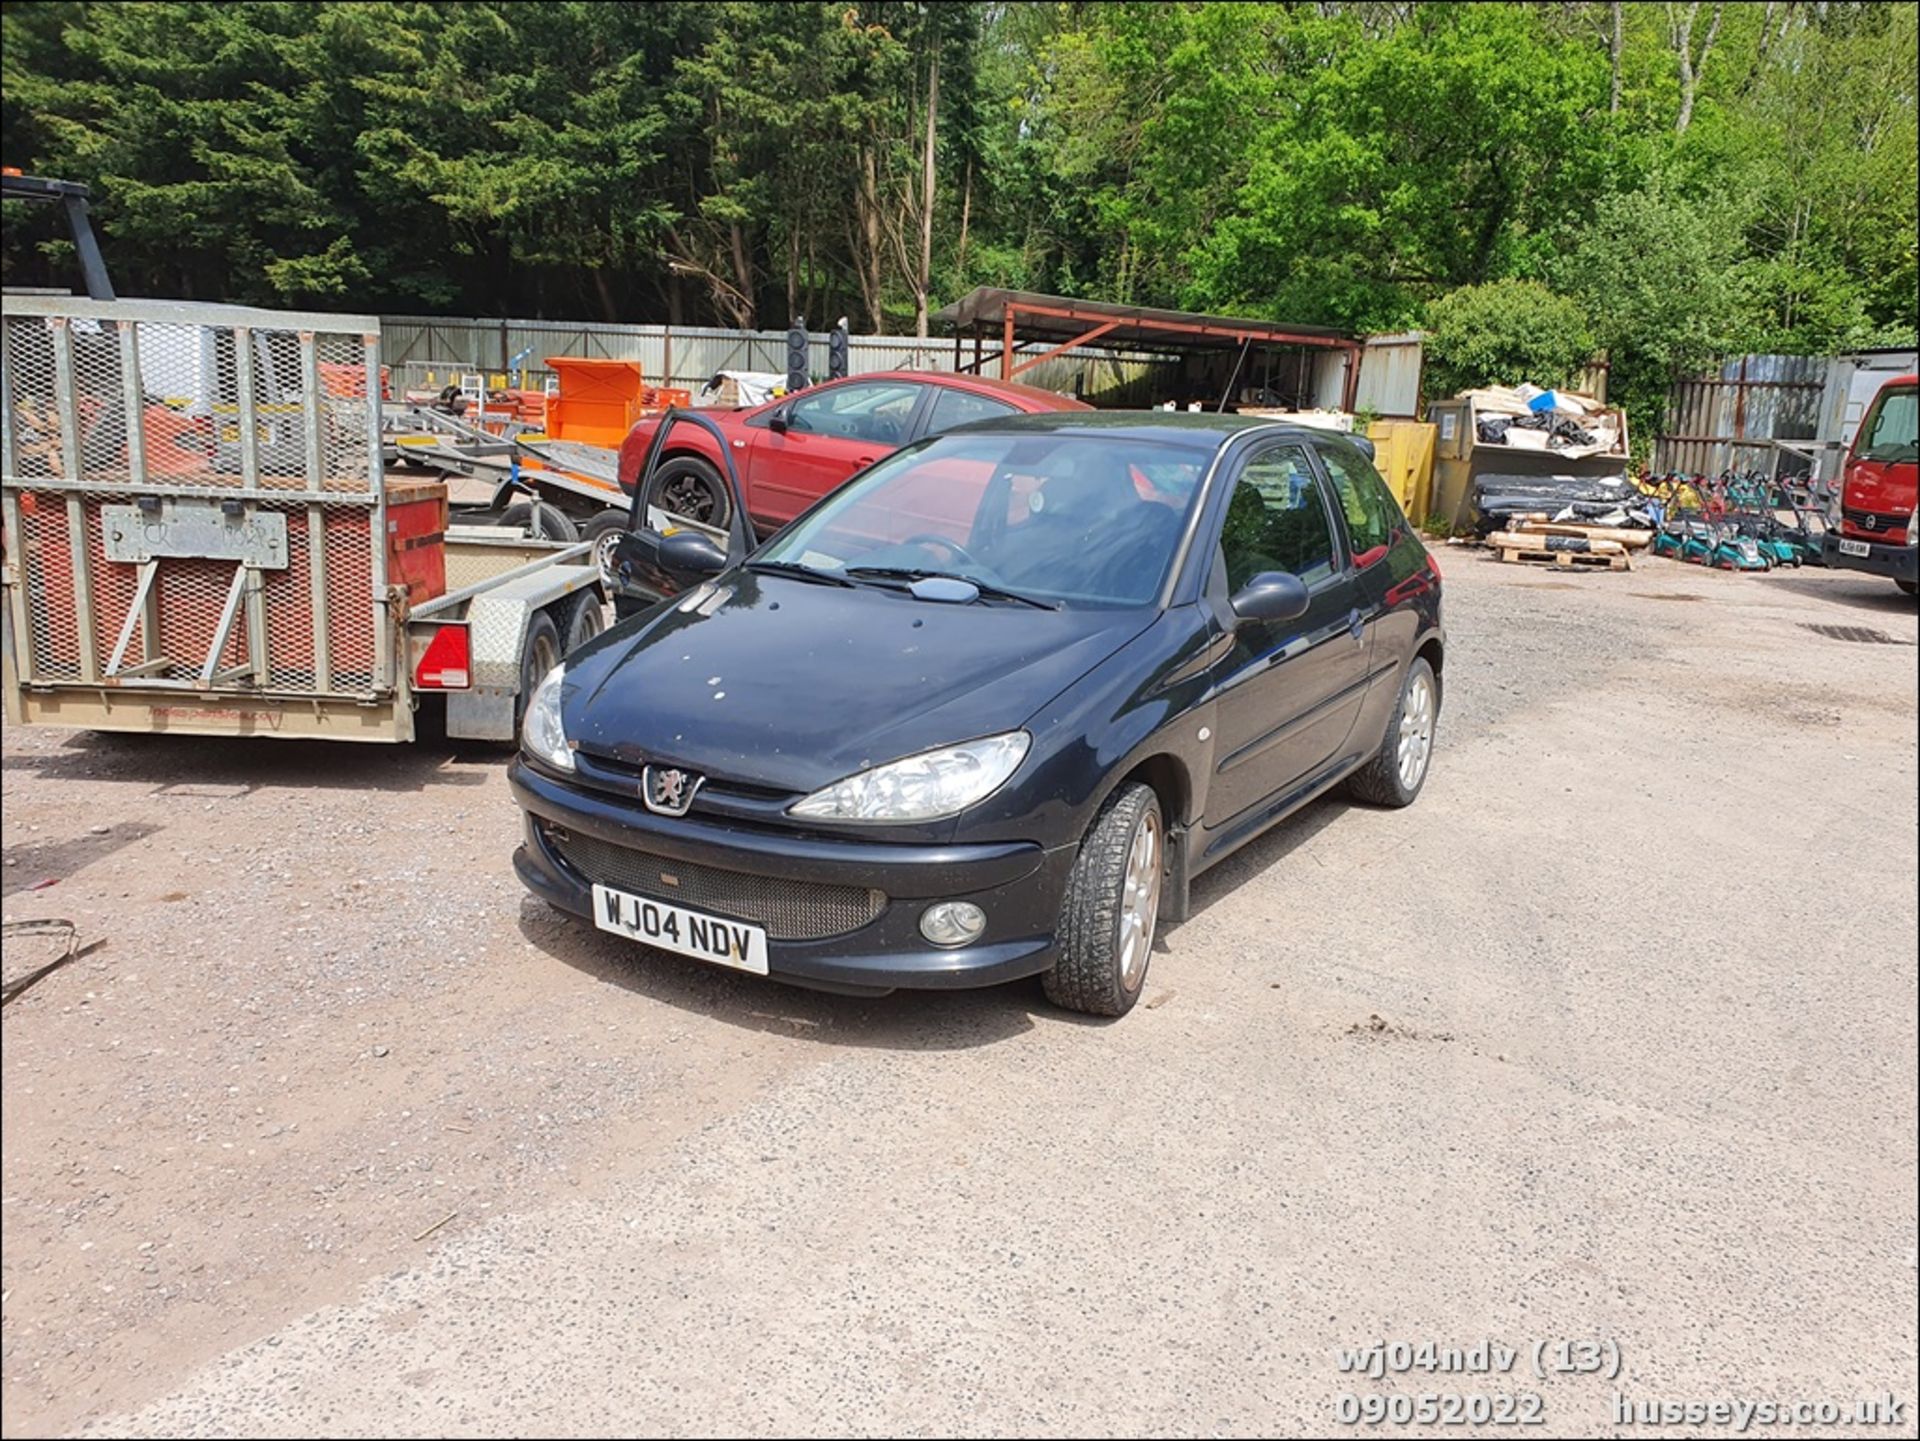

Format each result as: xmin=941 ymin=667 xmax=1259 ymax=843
xmin=2 ymin=552 xmax=1915 ymax=1438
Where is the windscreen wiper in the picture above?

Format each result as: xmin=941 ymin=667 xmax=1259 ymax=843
xmin=743 ymin=559 xmax=855 ymax=587
xmin=845 ymin=566 xmax=1058 ymax=610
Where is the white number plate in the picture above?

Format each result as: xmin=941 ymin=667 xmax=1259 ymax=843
xmin=101 ymin=500 xmax=289 ymax=568
xmin=1837 ymin=537 xmax=1872 ymax=557
xmin=591 ymin=883 xmax=769 ymax=975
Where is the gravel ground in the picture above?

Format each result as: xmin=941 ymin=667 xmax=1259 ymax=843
xmin=2 ymin=551 xmax=1915 ymax=1438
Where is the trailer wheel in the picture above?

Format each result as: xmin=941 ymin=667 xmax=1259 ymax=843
xmin=582 ymin=511 xmax=630 ymax=577
xmin=501 ymin=501 xmax=579 ymax=542
xmin=563 ymin=592 xmax=605 ymax=652
xmin=516 ymin=610 xmax=564 ymax=728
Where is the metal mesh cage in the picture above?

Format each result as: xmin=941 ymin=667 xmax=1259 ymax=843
xmin=3 ymin=298 xmax=388 ymax=699
xmin=3 ymin=305 xmax=380 ymax=494
xmin=5 ymin=489 xmax=379 ymax=693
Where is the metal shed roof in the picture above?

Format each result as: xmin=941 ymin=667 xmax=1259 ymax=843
xmin=933 ymin=287 xmax=1351 ymax=351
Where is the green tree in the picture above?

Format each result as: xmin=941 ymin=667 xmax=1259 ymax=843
xmin=1 ymin=0 xmax=1913 ymax=364
xmin=1421 ymin=280 xmax=1596 ymax=399
xmin=1557 ymin=181 xmax=1752 ymax=446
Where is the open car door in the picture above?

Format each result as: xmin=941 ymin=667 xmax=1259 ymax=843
xmin=606 ymin=409 xmax=753 ymax=619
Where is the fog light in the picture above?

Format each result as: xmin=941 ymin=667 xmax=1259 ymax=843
xmin=919 ymin=901 xmax=986 ymax=947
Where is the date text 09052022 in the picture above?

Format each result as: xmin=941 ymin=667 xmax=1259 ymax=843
xmin=1335 ymin=1393 xmax=1546 ymax=1427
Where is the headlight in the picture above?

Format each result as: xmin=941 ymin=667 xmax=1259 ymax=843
xmin=521 ymin=663 xmax=574 ymax=772
xmin=789 ymin=731 xmax=1030 ymax=823
xmin=1906 ymin=508 xmax=1917 ymax=546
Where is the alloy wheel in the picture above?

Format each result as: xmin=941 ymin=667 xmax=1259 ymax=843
xmin=1118 ymin=809 xmax=1162 ymax=989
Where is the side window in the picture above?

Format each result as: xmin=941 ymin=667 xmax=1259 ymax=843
xmin=1317 ymin=445 xmax=1400 ymax=566
xmin=1217 ymin=443 xmax=1337 ymax=593
xmin=925 ymin=387 xmax=1019 ymax=436
xmin=785 ymin=381 xmax=923 ymax=444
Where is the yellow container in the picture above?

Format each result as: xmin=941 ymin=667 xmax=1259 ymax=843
xmin=1366 ymin=419 xmax=1438 ymax=525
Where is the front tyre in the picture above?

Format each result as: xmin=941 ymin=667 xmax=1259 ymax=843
xmin=1347 ymin=655 xmax=1438 ymax=808
xmin=1043 ymin=782 xmax=1163 ymax=1018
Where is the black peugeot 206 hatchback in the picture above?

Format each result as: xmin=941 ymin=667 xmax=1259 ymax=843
xmin=509 ymin=411 xmax=1443 ymax=1018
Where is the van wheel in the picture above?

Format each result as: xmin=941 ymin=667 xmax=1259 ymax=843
xmin=1043 ymin=783 xmax=1162 ymax=1019
xmin=501 ymin=501 xmax=579 ymax=542
xmin=562 ymin=592 xmax=604 ymax=652
xmin=644 ymin=456 xmax=730 ymax=529
xmin=1348 ymin=656 xmax=1437 ymax=807
xmin=515 ymin=610 xmax=563 ymax=729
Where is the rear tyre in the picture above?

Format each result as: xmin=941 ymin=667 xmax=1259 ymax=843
xmin=1347 ymin=655 xmax=1438 ymax=808
xmin=500 ymin=501 xmax=580 ymax=542
xmin=1043 ymin=783 xmax=1163 ymax=1019
xmin=644 ymin=455 xmax=731 ymax=529
xmin=515 ymin=610 xmax=564 ymax=731
xmin=1898 ymin=579 xmax=1917 ymax=596
xmin=562 ymin=591 xmax=605 ymax=653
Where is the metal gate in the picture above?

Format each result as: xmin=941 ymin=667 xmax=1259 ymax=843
xmin=2 ymin=297 xmax=389 ymax=704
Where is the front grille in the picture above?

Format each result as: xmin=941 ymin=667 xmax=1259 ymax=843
xmin=547 ymin=828 xmax=886 ymax=941
xmin=1842 ymin=506 xmax=1908 ymax=534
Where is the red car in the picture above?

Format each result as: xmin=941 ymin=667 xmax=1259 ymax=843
xmin=616 ymin=371 xmax=1090 ymax=535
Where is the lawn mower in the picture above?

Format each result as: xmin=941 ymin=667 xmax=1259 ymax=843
xmin=1709 ymin=523 xmax=1772 ymax=571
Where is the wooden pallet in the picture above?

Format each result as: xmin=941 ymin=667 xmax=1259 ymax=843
xmin=1490 ymin=543 xmax=1632 ymax=571
xmin=1510 ymin=515 xmax=1653 ymax=549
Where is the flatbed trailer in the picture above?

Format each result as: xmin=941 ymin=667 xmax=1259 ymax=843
xmin=2 ymin=296 xmax=604 ymax=743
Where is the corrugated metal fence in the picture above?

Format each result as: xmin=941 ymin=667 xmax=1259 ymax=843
xmin=379 ymin=315 xmax=1177 ymax=406
xmin=1653 ymin=354 xmax=1828 ymax=476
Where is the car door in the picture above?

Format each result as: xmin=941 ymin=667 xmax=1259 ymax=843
xmin=1203 ymin=438 xmax=1372 ymax=830
xmin=1315 ymin=440 xmax=1407 ymax=664
xmin=744 ymin=379 xmax=930 ymax=528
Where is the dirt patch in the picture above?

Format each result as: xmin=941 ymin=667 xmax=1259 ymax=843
xmin=1345 ymin=1013 xmax=1455 ymax=1043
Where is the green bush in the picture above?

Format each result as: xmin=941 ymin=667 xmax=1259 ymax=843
xmin=1422 ymin=280 xmax=1596 ymax=400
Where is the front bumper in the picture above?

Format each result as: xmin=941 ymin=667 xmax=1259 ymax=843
xmin=509 ymin=758 xmax=1076 ymax=995
xmin=1823 ymin=534 xmax=1919 ymax=582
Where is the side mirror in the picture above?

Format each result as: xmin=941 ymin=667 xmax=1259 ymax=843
xmin=767 ymin=404 xmax=791 ymax=434
xmin=610 ymin=526 xmax=729 ymax=599
xmin=1228 ymin=571 xmax=1311 ymax=624
xmin=616 ymin=407 xmax=751 ymax=605
xmin=658 ymin=528 xmax=729 ymax=577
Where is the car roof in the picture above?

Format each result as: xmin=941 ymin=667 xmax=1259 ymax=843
xmin=841 ymin=370 xmax=1091 ymax=411
xmin=933 ymin=408 xmax=1355 ymax=450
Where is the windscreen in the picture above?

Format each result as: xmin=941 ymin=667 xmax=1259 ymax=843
xmin=1857 ymin=387 xmax=1917 ymax=464
xmin=753 ymin=431 xmax=1212 ymax=608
